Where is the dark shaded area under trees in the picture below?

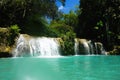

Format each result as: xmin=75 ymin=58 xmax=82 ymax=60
xmin=77 ymin=0 xmax=120 ymax=51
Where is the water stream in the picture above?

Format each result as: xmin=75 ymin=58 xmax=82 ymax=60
xmin=13 ymin=34 xmax=106 ymax=57
xmin=13 ymin=35 xmax=60 ymax=57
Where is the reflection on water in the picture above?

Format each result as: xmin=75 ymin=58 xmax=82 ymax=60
xmin=0 ymin=56 xmax=120 ymax=80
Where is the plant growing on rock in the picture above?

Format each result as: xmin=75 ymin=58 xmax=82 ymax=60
xmin=50 ymin=21 xmax=76 ymax=55
xmin=61 ymin=31 xmax=76 ymax=55
xmin=9 ymin=25 xmax=20 ymax=45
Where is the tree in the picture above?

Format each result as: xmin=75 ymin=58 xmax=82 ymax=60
xmin=49 ymin=10 xmax=78 ymax=55
xmin=63 ymin=11 xmax=78 ymax=32
xmin=78 ymin=0 xmax=120 ymax=50
xmin=0 ymin=0 xmax=65 ymax=27
xmin=53 ymin=10 xmax=79 ymax=34
xmin=49 ymin=20 xmax=76 ymax=55
xmin=0 ymin=0 xmax=32 ymax=27
xmin=103 ymin=0 xmax=120 ymax=49
xmin=78 ymin=0 xmax=105 ymax=39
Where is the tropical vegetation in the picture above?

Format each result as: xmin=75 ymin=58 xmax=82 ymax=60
xmin=0 ymin=0 xmax=119 ymax=55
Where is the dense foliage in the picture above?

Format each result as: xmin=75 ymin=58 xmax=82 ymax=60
xmin=0 ymin=0 xmax=65 ymax=32
xmin=0 ymin=0 xmax=119 ymax=55
xmin=0 ymin=26 xmax=20 ymax=54
xmin=0 ymin=25 xmax=20 ymax=47
xmin=9 ymin=25 xmax=20 ymax=45
xmin=60 ymin=31 xmax=76 ymax=55
xmin=50 ymin=19 xmax=76 ymax=55
xmin=78 ymin=0 xmax=120 ymax=51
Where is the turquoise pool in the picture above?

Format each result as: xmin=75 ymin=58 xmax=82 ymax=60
xmin=0 ymin=56 xmax=120 ymax=80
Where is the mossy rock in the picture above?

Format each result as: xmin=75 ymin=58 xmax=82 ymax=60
xmin=108 ymin=46 xmax=120 ymax=55
xmin=0 ymin=27 xmax=19 ymax=57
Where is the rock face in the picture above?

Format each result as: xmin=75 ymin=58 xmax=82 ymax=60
xmin=107 ymin=46 xmax=120 ymax=55
xmin=0 ymin=28 xmax=9 ymax=52
xmin=0 ymin=28 xmax=13 ymax=57
xmin=0 ymin=52 xmax=12 ymax=58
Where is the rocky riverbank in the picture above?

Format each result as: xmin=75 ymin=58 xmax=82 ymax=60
xmin=0 ymin=27 xmax=119 ymax=57
xmin=107 ymin=46 xmax=120 ymax=55
xmin=0 ymin=27 xmax=18 ymax=58
xmin=0 ymin=52 xmax=12 ymax=58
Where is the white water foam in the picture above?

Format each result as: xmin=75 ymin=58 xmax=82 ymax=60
xmin=13 ymin=35 xmax=60 ymax=57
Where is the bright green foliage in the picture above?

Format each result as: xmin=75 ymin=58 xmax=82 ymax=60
xmin=49 ymin=11 xmax=77 ymax=55
xmin=50 ymin=20 xmax=74 ymax=37
xmin=63 ymin=11 xmax=78 ymax=30
xmin=61 ymin=31 xmax=76 ymax=55
xmin=50 ymin=17 xmax=76 ymax=55
xmin=9 ymin=25 xmax=20 ymax=35
xmin=9 ymin=25 xmax=20 ymax=45
xmin=56 ymin=11 xmax=79 ymax=33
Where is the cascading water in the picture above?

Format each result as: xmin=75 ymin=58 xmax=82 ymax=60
xmin=74 ymin=39 xmax=90 ymax=55
xmin=13 ymin=34 xmax=106 ymax=57
xmin=74 ymin=39 xmax=79 ymax=55
xmin=29 ymin=38 xmax=60 ymax=56
xmin=94 ymin=42 xmax=107 ymax=55
xmin=13 ymin=34 xmax=60 ymax=57
xmin=88 ymin=40 xmax=94 ymax=55
xmin=74 ymin=39 xmax=106 ymax=55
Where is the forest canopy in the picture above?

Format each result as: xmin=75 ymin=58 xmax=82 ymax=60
xmin=0 ymin=0 xmax=119 ymax=51
xmin=0 ymin=0 xmax=65 ymax=27
xmin=78 ymin=0 xmax=120 ymax=50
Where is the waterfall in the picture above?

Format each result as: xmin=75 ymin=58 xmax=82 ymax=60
xmin=94 ymin=42 xmax=107 ymax=55
xmin=74 ymin=39 xmax=106 ymax=55
xmin=74 ymin=39 xmax=79 ymax=55
xmin=13 ymin=34 xmax=106 ymax=57
xmin=74 ymin=39 xmax=90 ymax=55
xmin=13 ymin=34 xmax=60 ymax=57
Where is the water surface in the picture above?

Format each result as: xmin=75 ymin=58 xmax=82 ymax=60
xmin=0 ymin=56 xmax=120 ymax=80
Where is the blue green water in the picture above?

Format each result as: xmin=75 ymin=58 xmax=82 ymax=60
xmin=0 ymin=56 xmax=120 ymax=80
